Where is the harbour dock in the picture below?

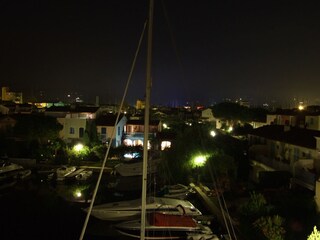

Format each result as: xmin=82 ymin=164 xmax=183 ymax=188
xmin=191 ymin=183 xmax=239 ymax=239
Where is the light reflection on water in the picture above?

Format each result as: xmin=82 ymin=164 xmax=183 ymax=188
xmin=53 ymin=172 xmax=145 ymax=206
xmin=1 ymin=169 xmax=214 ymax=240
xmin=0 ymin=170 xmax=147 ymax=239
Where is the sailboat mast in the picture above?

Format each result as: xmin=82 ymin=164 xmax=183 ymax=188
xmin=141 ymin=0 xmax=154 ymax=239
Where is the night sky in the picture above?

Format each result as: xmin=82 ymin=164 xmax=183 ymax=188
xmin=1 ymin=0 xmax=320 ymax=106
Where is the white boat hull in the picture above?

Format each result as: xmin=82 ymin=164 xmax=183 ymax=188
xmin=159 ymin=184 xmax=195 ymax=200
xmin=114 ymin=158 xmax=162 ymax=177
xmin=88 ymin=196 xmax=202 ymax=221
xmin=56 ymin=166 xmax=77 ymax=181
xmin=75 ymin=170 xmax=93 ymax=181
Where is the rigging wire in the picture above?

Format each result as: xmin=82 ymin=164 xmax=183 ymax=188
xmin=79 ymin=20 xmax=148 ymax=240
xmin=208 ymin=151 xmax=240 ymax=240
xmin=160 ymin=1 xmax=238 ymax=236
xmin=207 ymin=157 xmax=234 ymax=239
xmin=220 ymin=189 xmax=238 ymax=240
xmin=160 ymin=0 xmax=185 ymax=79
xmin=197 ymin=125 xmax=237 ymax=240
xmin=141 ymin=0 xmax=154 ymax=238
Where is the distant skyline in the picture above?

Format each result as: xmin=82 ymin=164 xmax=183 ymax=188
xmin=1 ymin=1 xmax=320 ymax=107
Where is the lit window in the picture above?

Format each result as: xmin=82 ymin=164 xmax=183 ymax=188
xmin=134 ymin=140 xmax=143 ymax=146
xmin=161 ymin=141 xmax=171 ymax=150
xmin=123 ymin=139 xmax=133 ymax=146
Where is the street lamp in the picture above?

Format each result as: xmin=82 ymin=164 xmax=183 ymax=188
xmin=210 ymin=130 xmax=216 ymax=137
xmin=163 ymin=123 xmax=169 ymax=129
xmin=193 ymin=155 xmax=207 ymax=167
xmin=298 ymin=105 xmax=304 ymax=110
xmin=73 ymin=143 xmax=84 ymax=152
xmin=74 ymin=189 xmax=82 ymax=198
xmin=191 ymin=154 xmax=208 ymax=183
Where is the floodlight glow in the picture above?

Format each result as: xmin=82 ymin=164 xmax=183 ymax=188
xmin=73 ymin=143 xmax=84 ymax=152
xmin=74 ymin=190 xmax=82 ymax=198
xmin=228 ymin=126 xmax=233 ymax=132
xmin=298 ymin=105 xmax=304 ymax=110
xmin=210 ymin=130 xmax=216 ymax=137
xmin=161 ymin=141 xmax=171 ymax=150
xmin=124 ymin=153 xmax=134 ymax=159
xmin=124 ymin=152 xmax=140 ymax=159
xmin=193 ymin=155 xmax=207 ymax=167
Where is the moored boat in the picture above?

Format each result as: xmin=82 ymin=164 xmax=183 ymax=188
xmin=0 ymin=161 xmax=23 ymax=174
xmin=15 ymin=169 xmax=32 ymax=180
xmin=115 ymin=212 xmax=219 ymax=240
xmin=86 ymin=196 xmax=202 ymax=221
xmin=157 ymin=184 xmax=195 ymax=200
xmin=114 ymin=157 xmax=162 ymax=177
xmin=75 ymin=170 xmax=93 ymax=181
xmin=48 ymin=165 xmax=77 ymax=181
xmin=0 ymin=161 xmax=31 ymax=190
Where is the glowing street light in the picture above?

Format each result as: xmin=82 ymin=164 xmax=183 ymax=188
xmin=73 ymin=143 xmax=84 ymax=152
xmin=74 ymin=190 xmax=82 ymax=198
xmin=192 ymin=155 xmax=207 ymax=167
xmin=210 ymin=130 xmax=216 ymax=137
xmin=191 ymin=154 xmax=208 ymax=183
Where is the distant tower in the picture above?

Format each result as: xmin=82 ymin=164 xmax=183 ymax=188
xmin=2 ymin=87 xmax=9 ymax=101
xmin=95 ymin=96 xmax=100 ymax=106
xmin=136 ymin=99 xmax=145 ymax=110
xmin=1 ymin=86 xmax=23 ymax=103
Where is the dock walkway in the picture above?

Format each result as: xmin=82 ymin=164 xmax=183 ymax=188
xmin=191 ymin=183 xmax=239 ymax=240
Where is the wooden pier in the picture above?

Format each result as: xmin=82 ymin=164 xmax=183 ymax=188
xmin=191 ymin=183 xmax=239 ymax=240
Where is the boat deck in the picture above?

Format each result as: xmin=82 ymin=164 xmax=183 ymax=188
xmin=65 ymin=168 xmax=85 ymax=178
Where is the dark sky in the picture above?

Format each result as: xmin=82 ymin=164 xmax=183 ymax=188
xmin=1 ymin=0 xmax=320 ymax=106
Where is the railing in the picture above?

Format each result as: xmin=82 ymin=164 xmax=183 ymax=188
xmin=253 ymin=155 xmax=317 ymax=190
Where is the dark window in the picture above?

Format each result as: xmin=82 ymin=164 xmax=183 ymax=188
xmin=79 ymin=128 xmax=84 ymax=138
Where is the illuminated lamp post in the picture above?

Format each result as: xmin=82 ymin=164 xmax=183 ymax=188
xmin=298 ymin=104 xmax=304 ymax=111
xmin=72 ymin=143 xmax=87 ymax=163
xmin=191 ymin=155 xmax=207 ymax=183
xmin=210 ymin=130 xmax=216 ymax=137
xmin=73 ymin=143 xmax=84 ymax=152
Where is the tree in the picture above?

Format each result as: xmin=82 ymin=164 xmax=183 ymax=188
xmin=211 ymin=102 xmax=269 ymax=122
xmin=239 ymin=192 xmax=273 ymax=218
xmin=202 ymin=153 xmax=237 ymax=190
xmin=254 ymin=215 xmax=286 ymax=240
xmin=83 ymin=120 xmax=99 ymax=147
xmin=158 ymin=122 xmax=237 ymax=185
xmin=238 ymin=192 xmax=274 ymax=240
xmin=308 ymin=226 xmax=320 ymax=240
xmin=13 ymin=114 xmax=62 ymax=144
xmin=11 ymin=114 xmax=63 ymax=158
